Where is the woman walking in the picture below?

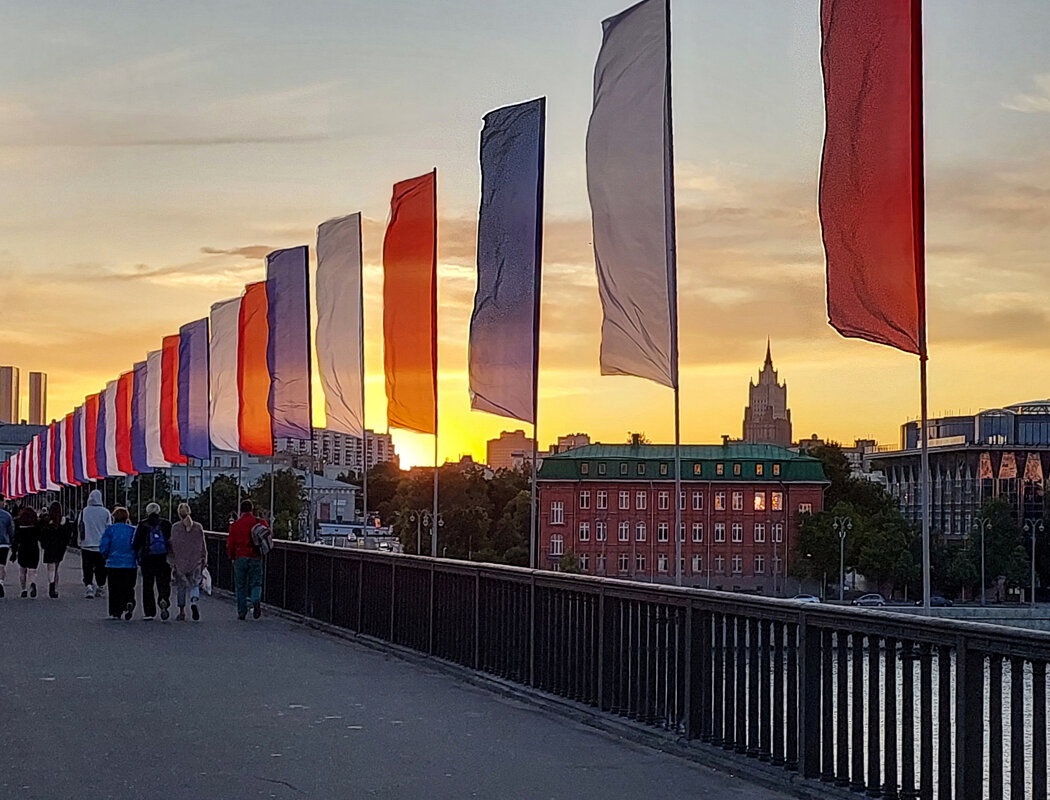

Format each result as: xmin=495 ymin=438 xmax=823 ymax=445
xmin=170 ymin=503 xmax=207 ymax=621
xmin=40 ymin=502 xmax=72 ymax=598
xmin=133 ymin=502 xmax=172 ymax=621
xmin=98 ymin=507 xmax=137 ymax=620
xmin=11 ymin=507 xmax=41 ymax=598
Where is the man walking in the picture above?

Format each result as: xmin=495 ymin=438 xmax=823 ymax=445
xmin=227 ymin=499 xmax=266 ymax=620
xmin=78 ymin=489 xmax=112 ymax=599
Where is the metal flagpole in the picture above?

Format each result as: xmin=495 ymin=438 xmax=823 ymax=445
xmin=431 ymin=435 xmax=439 ymax=557
xmin=431 ymin=167 xmax=439 ymax=558
xmin=207 ymin=448 xmax=212 ymax=531
xmin=529 ymin=97 xmax=546 ymax=573
xmin=269 ymin=455 xmax=275 ymax=528
xmin=309 ymin=432 xmax=316 ymax=541
xmin=359 ymin=214 xmax=369 ymax=537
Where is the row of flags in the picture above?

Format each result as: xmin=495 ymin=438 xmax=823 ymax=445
xmin=3 ymin=0 xmax=928 ymax=570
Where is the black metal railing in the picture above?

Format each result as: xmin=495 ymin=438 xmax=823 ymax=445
xmin=206 ymin=533 xmax=1050 ymax=800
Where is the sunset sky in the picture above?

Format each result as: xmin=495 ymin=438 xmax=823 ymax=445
xmin=2 ymin=0 xmax=1049 ymax=468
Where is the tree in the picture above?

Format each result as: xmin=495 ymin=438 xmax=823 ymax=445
xmin=126 ymin=472 xmax=175 ymax=521
xmin=366 ymin=461 xmax=403 ymax=525
xmin=559 ymin=552 xmax=582 ymax=574
xmin=249 ymin=469 xmax=306 ymax=540
xmin=189 ymin=474 xmax=243 ymax=531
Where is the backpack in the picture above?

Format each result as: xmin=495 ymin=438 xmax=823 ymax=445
xmin=147 ymin=523 xmax=168 ymax=557
xmin=250 ymin=520 xmax=273 ymax=556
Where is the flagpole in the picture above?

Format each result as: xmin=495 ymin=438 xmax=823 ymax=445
xmin=207 ymin=447 xmax=213 ymax=531
xmin=431 ymin=167 xmax=440 ymax=559
xmin=359 ymin=216 xmax=369 ymax=539
xmin=270 ymin=455 xmax=275 ymax=530
xmin=530 ymin=98 xmax=547 ymax=572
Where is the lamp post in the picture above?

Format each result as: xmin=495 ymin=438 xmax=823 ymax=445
xmin=978 ymin=517 xmax=991 ymax=606
xmin=410 ymin=510 xmax=443 ymax=556
xmin=833 ymin=516 xmax=852 ymax=603
xmin=1023 ymin=518 xmax=1043 ymax=607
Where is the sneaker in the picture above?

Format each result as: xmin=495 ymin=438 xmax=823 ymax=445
xmin=252 ymin=600 xmax=261 ymax=619
xmin=237 ymin=614 xmax=246 ymax=621
xmin=191 ymin=604 xmax=200 ymax=621
xmin=124 ymin=601 xmax=135 ymax=621
xmin=143 ymin=615 xmax=155 ymax=621
xmin=49 ymin=582 xmax=58 ymax=599
xmin=159 ymin=598 xmax=170 ymax=621
xmin=176 ymin=609 xmax=186 ymax=622
xmin=95 ymin=585 xmax=105 ymax=599
xmin=20 ymin=590 xmax=27 ymax=598
xmin=85 ymin=585 xmax=95 ymax=599
xmin=0 ymin=583 xmax=5 ymax=598
xmin=29 ymin=583 xmax=36 ymax=598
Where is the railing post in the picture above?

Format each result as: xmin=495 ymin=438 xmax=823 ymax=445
xmin=529 ymin=573 xmax=536 ymax=687
xmin=355 ymin=557 xmax=363 ymax=633
xmin=597 ymin=587 xmax=607 ymax=711
xmin=473 ymin=569 xmax=480 ymax=670
xmin=682 ymin=601 xmax=694 ymax=739
xmin=798 ymin=610 xmax=821 ymax=779
xmin=427 ymin=563 xmax=435 ymax=655
xmin=389 ymin=560 xmax=396 ymax=642
xmin=955 ymin=637 xmax=983 ymax=800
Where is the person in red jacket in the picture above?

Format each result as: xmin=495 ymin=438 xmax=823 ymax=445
xmin=227 ymin=499 xmax=267 ymax=620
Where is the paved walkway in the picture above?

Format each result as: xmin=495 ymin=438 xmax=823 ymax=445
xmin=0 ymin=570 xmax=791 ymax=800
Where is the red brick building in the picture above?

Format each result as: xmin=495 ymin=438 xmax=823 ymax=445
xmin=536 ymin=442 xmax=827 ymax=594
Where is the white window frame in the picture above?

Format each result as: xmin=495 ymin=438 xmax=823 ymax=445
xmin=619 ymin=491 xmax=630 ymax=510
xmin=754 ymin=523 xmax=765 ymax=543
xmin=618 ymin=553 xmax=630 ymax=573
xmin=578 ymin=522 xmax=590 ymax=542
xmin=754 ymin=555 xmax=765 ymax=575
xmin=732 ymin=491 xmax=743 ymax=511
xmin=715 ymin=522 xmax=726 ymax=542
xmin=618 ymin=521 xmax=630 ymax=542
xmin=550 ymin=501 xmax=564 ymax=525
xmin=691 ymin=554 xmax=702 ymax=573
xmin=636 ymin=522 xmax=647 ymax=542
xmin=595 ymin=521 xmax=607 ymax=542
xmin=754 ymin=491 xmax=766 ymax=512
xmin=550 ymin=534 xmax=564 ymax=557
xmin=731 ymin=555 xmax=743 ymax=575
xmin=636 ymin=491 xmax=647 ymax=510
xmin=731 ymin=523 xmax=743 ymax=543
xmin=693 ymin=491 xmax=703 ymax=510
xmin=692 ymin=522 xmax=703 ymax=542
xmin=579 ymin=490 xmax=590 ymax=509
xmin=596 ymin=490 xmax=608 ymax=510
xmin=715 ymin=492 xmax=726 ymax=511
xmin=658 ymin=490 xmax=669 ymax=510
xmin=657 ymin=522 xmax=669 ymax=542
xmin=657 ymin=554 xmax=669 ymax=573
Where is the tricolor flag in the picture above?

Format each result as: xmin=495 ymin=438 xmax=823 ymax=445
xmin=209 ymin=297 xmax=242 ymax=453
xmin=238 ymin=281 xmax=273 ymax=456
xmin=819 ymin=0 xmax=925 ymax=355
xmin=383 ymin=171 xmax=438 ymax=435
xmin=266 ymin=246 xmax=312 ymax=441
xmin=178 ymin=318 xmax=211 ymax=459
xmin=161 ymin=335 xmax=188 ymax=465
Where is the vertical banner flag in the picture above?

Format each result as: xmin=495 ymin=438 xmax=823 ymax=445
xmin=586 ymin=0 xmax=676 ymax=388
xmin=85 ymin=393 xmax=100 ymax=480
xmin=383 ymin=171 xmax=437 ymax=434
xmin=131 ymin=361 xmax=153 ymax=475
xmin=266 ymin=246 xmax=312 ymax=440
xmin=48 ymin=422 xmax=60 ymax=489
xmin=72 ymin=405 xmax=86 ymax=484
xmin=161 ymin=335 xmax=188 ymax=465
xmin=27 ymin=437 xmax=38 ymax=494
xmin=819 ymin=0 xmax=924 ymax=354
xmin=116 ymin=371 xmax=136 ymax=475
xmin=104 ymin=380 xmax=124 ymax=476
xmin=316 ymin=213 xmax=365 ymax=437
xmin=37 ymin=433 xmax=47 ymax=492
xmin=145 ymin=351 xmax=169 ymax=469
xmin=470 ymin=98 xmax=545 ymax=423
xmin=95 ymin=389 xmax=109 ymax=478
xmin=238 ymin=281 xmax=273 ymax=456
xmin=209 ymin=297 xmax=242 ymax=452
xmin=178 ymin=318 xmax=211 ymax=459
xmin=62 ymin=413 xmax=74 ymax=485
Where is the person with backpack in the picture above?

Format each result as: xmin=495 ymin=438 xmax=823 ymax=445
xmin=133 ymin=502 xmax=172 ymax=621
xmin=227 ymin=499 xmax=267 ymax=620
xmin=98 ymin=507 xmax=138 ymax=620
xmin=78 ymin=489 xmax=112 ymax=599
xmin=170 ymin=503 xmax=207 ymax=621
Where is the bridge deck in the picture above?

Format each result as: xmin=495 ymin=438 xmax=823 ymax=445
xmin=0 ymin=571 xmax=789 ymax=799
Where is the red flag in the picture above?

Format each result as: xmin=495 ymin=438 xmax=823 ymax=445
xmin=116 ymin=371 xmax=137 ymax=474
xmin=819 ymin=0 xmax=925 ymax=355
xmin=85 ymin=393 xmax=100 ymax=480
xmin=160 ymin=335 xmax=188 ymax=464
xmin=238 ymin=281 xmax=273 ymax=456
xmin=383 ymin=171 xmax=437 ymax=435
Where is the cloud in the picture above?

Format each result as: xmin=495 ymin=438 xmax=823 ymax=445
xmin=1003 ymin=74 xmax=1050 ymax=113
xmin=200 ymin=245 xmax=272 ymax=259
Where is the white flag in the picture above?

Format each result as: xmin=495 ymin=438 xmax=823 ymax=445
xmin=209 ymin=297 xmax=242 ymax=452
xmin=103 ymin=381 xmax=125 ymax=476
xmin=316 ymin=213 xmax=365 ymax=437
xmin=586 ymin=0 xmax=677 ymax=388
xmin=145 ymin=350 xmax=169 ymax=468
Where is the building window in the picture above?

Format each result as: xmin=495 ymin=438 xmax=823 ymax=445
xmin=692 ymin=491 xmax=703 ymax=510
xmin=658 ymin=554 xmax=669 ymax=573
xmin=598 ymin=462 xmax=607 ymax=476
xmin=173 ymin=477 xmax=182 ymax=492
xmin=715 ymin=492 xmax=726 ymax=511
xmin=636 ymin=522 xmax=647 ymax=541
xmin=773 ymin=556 xmax=783 ymax=575
xmin=754 ymin=491 xmax=766 ymax=511
xmin=679 ymin=523 xmax=686 ymax=542
xmin=550 ymin=501 xmax=564 ymax=525
xmin=620 ymin=462 xmax=628 ymax=475
xmin=716 ymin=463 xmax=724 ymax=476
xmin=692 ymin=554 xmax=703 ymax=573
xmin=693 ymin=463 xmax=702 ymax=476
xmin=772 ymin=491 xmax=784 ymax=511
xmin=773 ymin=463 xmax=781 ymax=476
xmin=715 ymin=523 xmax=726 ymax=542
xmin=619 ymin=491 xmax=630 ymax=510
xmin=596 ymin=521 xmax=607 ymax=541
xmin=754 ymin=523 xmax=765 ymax=543
xmin=658 ymin=491 xmax=669 ymax=510
xmin=733 ymin=463 xmax=742 ymax=476
xmin=550 ymin=535 xmax=563 ymax=556
xmin=213 ymin=456 xmax=222 ymax=467
xmin=692 ymin=522 xmax=703 ymax=542
xmin=637 ymin=462 xmax=646 ymax=475
xmin=618 ymin=521 xmax=630 ymax=542
xmin=579 ymin=553 xmax=589 ymax=572
xmin=658 ymin=522 xmax=669 ymax=542
xmin=579 ymin=522 xmax=590 ymax=542
xmin=773 ymin=523 xmax=784 ymax=543
xmin=731 ymin=523 xmax=743 ymax=543
xmin=799 ymin=503 xmax=813 ymax=514
xmin=579 ymin=490 xmax=590 ymax=509
xmin=581 ymin=462 xmax=590 ymax=475
xmin=596 ymin=554 xmax=607 ymax=573
xmin=618 ymin=553 xmax=630 ymax=573
xmin=732 ymin=492 xmax=743 ymax=511
xmin=754 ymin=555 xmax=765 ymax=575
xmin=636 ymin=491 xmax=647 ymax=510
xmin=597 ymin=490 xmax=607 ymax=510
xmin=731 ymin=555 xmax=743 ymax=575
xmin=756 ymin=463 xmax=764 ymax=476
xmin=635 ymin=553 xmax=646 ymax=573
xmin=715 ymin=555 xmax=726 ymax=574
xmin=660 ymin=463 xmax=668 ymax=476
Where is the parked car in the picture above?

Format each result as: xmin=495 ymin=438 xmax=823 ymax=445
xmin=791 ymin=594 xmax=821 ymax=603
xmin=851 ymin=593 xmax=886 ymax=607
xmin=916 ymin=594 xmax=953 ymax=607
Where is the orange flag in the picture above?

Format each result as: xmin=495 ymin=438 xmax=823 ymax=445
xmin=383 ymin=171 xmax=437 ymax=435
xmin=238 ymin=281 xmax=273 ymax=456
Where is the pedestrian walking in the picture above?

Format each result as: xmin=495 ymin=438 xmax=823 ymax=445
xmin=227 ymin=499 xmax=266 ymax=620
xmin=40 ymin=502 xmax=72 ymax=598
xmin=170 ymin=503 xmax=207 ymax=621
xmin=12 ymin=507 xmax=41 ymax=598
xmin=99 ymin=507 xmax=137 ymax=620
xmin=0 ymin=494 xmax=13 ymax=598
xmin=133 ymin=502 xmax=172 ymax=621
xmin=78 ymin=489 xmax=111 ymax=599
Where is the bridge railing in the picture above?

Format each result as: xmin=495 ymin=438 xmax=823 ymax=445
xmin=205 ymin=533 xmax=1050 ymax=800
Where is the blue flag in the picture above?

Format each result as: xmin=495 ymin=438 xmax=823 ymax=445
xmin=266 ymin=246 xmax=312 ymax=440
xmin=178 ymin=318 xmax=211 ymax=459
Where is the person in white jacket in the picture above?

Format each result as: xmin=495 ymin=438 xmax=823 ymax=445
xmin=78 ymin=489 xmax=112 ymax=599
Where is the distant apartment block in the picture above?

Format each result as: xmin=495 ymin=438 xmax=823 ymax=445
xmin=28 ymin=372 xmax=46 ymax=425
xmin=0 ymin=367 xmax=18 ymax=424
xmin=555 ymin=433 xmax=591 ymax=453
xmin=274 ymin=428 xmax=398 ymax=479
xmin=487 ymin=430 xmax=536 ymax=471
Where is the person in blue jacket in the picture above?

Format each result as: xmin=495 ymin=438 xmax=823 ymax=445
xmin=98 ymin=507 xmax=137 ymax=621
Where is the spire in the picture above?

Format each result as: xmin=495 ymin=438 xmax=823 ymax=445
xmin=764 ymin=337 xmax=773 ymax=369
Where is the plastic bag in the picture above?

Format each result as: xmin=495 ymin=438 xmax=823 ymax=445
xmin=200 ymin=566 xmax=213 ymax=596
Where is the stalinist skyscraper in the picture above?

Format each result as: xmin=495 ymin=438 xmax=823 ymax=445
xmin=742 ymin=341 xmax=792 ymax=447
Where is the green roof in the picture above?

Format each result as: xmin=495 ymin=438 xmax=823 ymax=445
xmin=538 ymin=443 xmax=828 ymax=483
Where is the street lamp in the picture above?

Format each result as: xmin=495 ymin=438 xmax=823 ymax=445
xmin=1023 ymin=518 xmax=1043 ymax=607
xmin=409 ymin=510 xmax=443 ymax=556
xmin=832 ymin=516 xmax=852 ymax=603
xmin=978 ymin=517 xmax=991 ymax=606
